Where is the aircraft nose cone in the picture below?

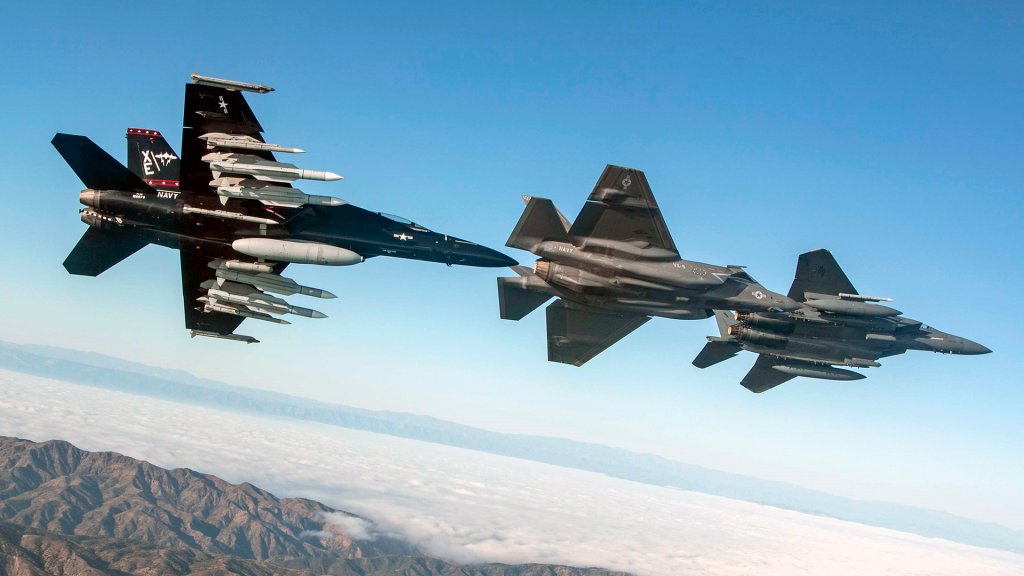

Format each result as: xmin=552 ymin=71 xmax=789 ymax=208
xmin=959 ymin=339 xmax=992 ymax=355
xmin=447 ymin=241 xmax=519 ymax=267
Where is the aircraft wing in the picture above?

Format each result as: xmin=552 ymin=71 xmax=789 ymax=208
xmin=179 ymin=239 xmax=298 ymax=343
xmin=787 ymin=249 xmax=857 ymax=301
xmin=179 ymin=82 xmax=292 ymax=201
xmin=546 ymin=300 xmax=650 ymax=366
xmin=568 ymin=165 xmax=678 ymax=255
xmin=180 ymin=244 xmax=246 ymax=336
xmin=739 ymin=355 xmax=796 ymax=393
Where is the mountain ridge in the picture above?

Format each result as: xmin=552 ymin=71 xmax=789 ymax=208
xmin=1 ymin=339 xmax=1021 ymax=555
xmin=0 ymin=436 xmax=629 ymax=576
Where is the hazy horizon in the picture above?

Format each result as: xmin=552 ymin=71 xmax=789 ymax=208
xmin=2 ymin=369 xmax=1022 ymax=576
xmin=2 ymin=340 xmax=1022 ymax=552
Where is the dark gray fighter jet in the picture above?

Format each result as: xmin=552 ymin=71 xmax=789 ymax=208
xmin=498 ymin=165 xmax=801 ymax=366
xmin=693 ymin=249 xmax=991 ymax=392
xmin=53 ymin=74 xmax=515 ymax=344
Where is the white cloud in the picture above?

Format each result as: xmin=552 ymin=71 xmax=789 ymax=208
xmin=322 ymin=512 xmax=379 ymax=541
xmin=1 ymin=369 xmax=1022 ymax=576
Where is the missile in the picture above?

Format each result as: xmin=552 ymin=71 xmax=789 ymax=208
xmin=191 ymin=72 xmax=274 ymax=93
xmin=182 ymin=205 xmax=279 ymax=225
xmin=844 ymin=358 xmax=882 ymax=368
xmin=203 ymin=153 xmax=341 ymax=183
xmin=203 ymin=283 xmax=327 ymax=318
xmin=805 ymin=298 xmax=901 ymax=317
xmin=838 ymin=292 xmax=894 ymax=303
xmin=216 ymin=182 xmax=345 ymax=207
xmin=199 ymin=298 xmax=290 ymax=324
xmin=190 ymin=330 xmax=259 ymax=344
xmin=865 ymin=333 xmax=897 ymax=342
xmin=771 ymin=364 xmax=865 ymax=381
xmin=239 ymin=299 xmax=326 ymax=319
xmin=211 ymin=267 xmax=337 ymax=299
xmin=210 ymin=259 xmax=275 ymax=274
xmin=233 ymin=238 xmax=362 ymax=266
xmin=200 ymin=133 xmax=304 ymax=154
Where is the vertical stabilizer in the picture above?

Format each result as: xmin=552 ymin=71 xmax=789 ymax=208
xmin=788 ymin=249 xmax=857 ymax=301
xmin=126 ymin=128 xmax=180 ymax=188
xmin=506 ymin=196 xmax=569 ymax=251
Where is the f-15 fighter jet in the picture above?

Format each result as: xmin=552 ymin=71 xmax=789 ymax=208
xmin=693 ymin=249 xmax=990 ymax=392
xmin=498 ymin=165 xmax=801 ymax=366
xmin=53 ymin=74 xmax=515 ymax=344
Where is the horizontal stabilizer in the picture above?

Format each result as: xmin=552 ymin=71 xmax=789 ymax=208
xmin=52 ymin=134 xmax=151 ymax=192
xmin=506 ymin=197 xmax=569 ymax=251
xmin=63 ymin=228 xmax=148 ymax=276
xmin=498 ymin=276 xmax=553 ymax=321
xmin=740 ymin=355 xmax=796 ymax=393
xmin=546 ymin=300 xmax=649 ymax=366
xmin=692 ymin=340 xmax=742 ymax=369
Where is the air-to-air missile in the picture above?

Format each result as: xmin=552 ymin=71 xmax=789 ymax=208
xmin=693 ymin=249 xmax=991 ymax=392
xmin=52 ymin=73 xmax=516 ymax=343
xmin=202 ymin=152 xmax=343 ymax=182
xmin=199 ymin=133 xmax=304 ymax=154
xmin=497 ymin=164 xmax=801 ymax=366
xmin=190 ymin=72 xmax=274 ymax=93
xmin=208 ymin=259 xmax=337 ymax=299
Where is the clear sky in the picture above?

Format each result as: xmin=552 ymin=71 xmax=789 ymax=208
xmin=1 ymin=2 xmax=1021 ymax=528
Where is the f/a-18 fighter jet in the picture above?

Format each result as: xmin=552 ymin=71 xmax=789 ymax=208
xmin=53 ymin=73 xmax=515 ymax=344
xmin=498 ymin=165 xmax=801 ymax=366
xmin=693 ymin=249 xmax=991 ymax=392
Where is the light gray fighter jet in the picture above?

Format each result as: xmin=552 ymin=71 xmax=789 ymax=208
xmin=498 ymin=165 xmax=801 ymax=366
xmin=693 ymin=249 xmax=991 ymax=392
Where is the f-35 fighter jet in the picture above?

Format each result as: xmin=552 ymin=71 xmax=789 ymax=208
xmin=693 ymin=249 xmax=991 ymax=392
xmin=498 ymin=165 xmax=801 ymax=366
xmin=53 ymin=74 xmax=515 ymax=344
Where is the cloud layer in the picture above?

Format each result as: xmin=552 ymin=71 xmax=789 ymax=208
xmin=1 ymin=369 xmax=1021 ymax=575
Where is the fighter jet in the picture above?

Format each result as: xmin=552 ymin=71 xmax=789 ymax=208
xmin=498 ymin=165 xmax=801 ymax=366
xmin=692 ymin=249 xmax=991 ymax=392
xmin=53 ymin=73 xmax=515 ymax=344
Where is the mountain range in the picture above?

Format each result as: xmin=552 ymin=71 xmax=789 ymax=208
xmin=1 ymin=339 xmax=1021 ymax=555
xmin=0 ymin=436 xmax=627 ymax=576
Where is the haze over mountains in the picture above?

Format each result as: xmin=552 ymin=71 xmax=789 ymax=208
xmin=1 ymin=340 xmax=1020 ymax=556
xmin=2 ymin=366 xmax=1023 ymax=574
xmin=0 ymin=436 xmax=627 ymax=576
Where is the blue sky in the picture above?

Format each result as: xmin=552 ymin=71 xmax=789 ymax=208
xmin=1 ymin=2 xmax=1021 ymax=528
